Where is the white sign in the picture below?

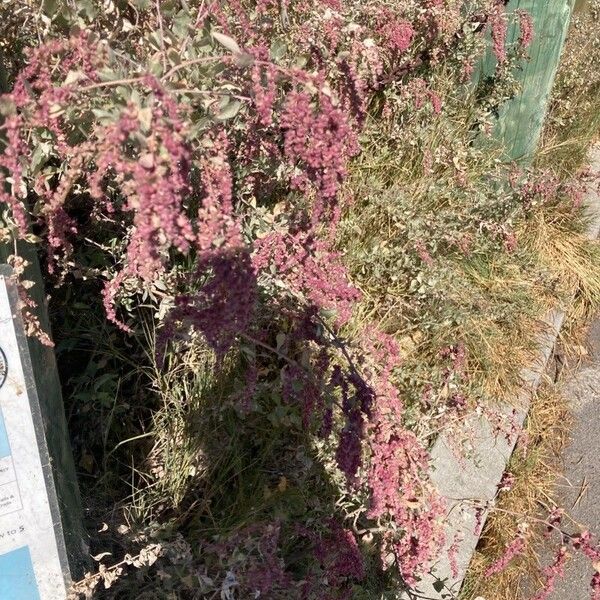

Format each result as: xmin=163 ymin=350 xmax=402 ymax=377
xmin=0 ymin=274 xmax=68 ymax=599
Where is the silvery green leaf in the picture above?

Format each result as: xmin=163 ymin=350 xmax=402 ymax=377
xmin=64 ymin=70 xmax=85 ymax=86
xmin=216 ymin=99 xmax=242 ymax=121
xmin=211 ymin=31 xmax=242 ymax=55
xmin=270 ymin=39 xmax=287 ymax=61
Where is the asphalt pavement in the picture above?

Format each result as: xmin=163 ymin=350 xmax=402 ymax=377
xmin=546 ymin=319 xmax=600 ymax=600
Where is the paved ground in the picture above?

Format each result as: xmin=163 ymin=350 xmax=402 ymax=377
xmin=547 ymin=318 xmax=600 ymax=599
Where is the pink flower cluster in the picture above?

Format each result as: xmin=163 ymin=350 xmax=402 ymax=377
xmin=363 ymin=330 xmax=445 ymax=585
xmin=573 ymin=530 xmax=600 ymax=562
xmin=93 ymin=97 xmax=193 ymax=278
xmin=484 ymin=535 xmax=526 ymax=577
xmin=376 ymin=9 xmax=414 ymax=54
xmin=490 ymin=4 xmax=508 ymax=64
xmin=570 ymin=531 xmax=600 ymax=599
xmin=314 ymin=520 xmax=366 ymax=583
xmin=204 ymin=523 xmax=292 ymax=596
xmin=368 ymin=422 xmax=445 ymax=584
xmin=532 ymin=546 xmax=569 ymax=600
xmin=593 ymin=573 xmax=600 ymax=600
xmin=497 ymin=470 xmax=516 ymax=493
xmin=2 ymin=31 xmax=262 ymax=349
xmin=0 ymin=33 xmax=102 ymax=240
xmin=448 ymin=533 xmax=463 ymax=579
xmin=280 ymin=90 xmax=359 ymax=203
xmin=253 ymin=231 xmax=360 ymax=326
xmin=164 ymin=131 xmax=257 ymax=355
xmin=0 ymin=115 xmax=29 ymax=233
xmin=520 ymin=170 xmax=561 ymax=210
xmin=334 ymin=369 xmax=374 ymax=481
xmin=409 ymin=78 xmax=443 ymax=115
xmin=517 ymin=9 xmax=535 ymax=50
xmin=250 ymin=49 xmax=278 ymax=126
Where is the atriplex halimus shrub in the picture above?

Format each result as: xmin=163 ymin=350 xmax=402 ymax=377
xmin=0 ymin=0 xmax=537 ymax=595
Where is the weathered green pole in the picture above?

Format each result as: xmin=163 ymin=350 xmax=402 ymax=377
xmin=483 ymin=0 xmax=574 ymax=162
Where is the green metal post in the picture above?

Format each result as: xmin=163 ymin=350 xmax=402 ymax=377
xmin=482 ymin=0 xmax=574 ymax=162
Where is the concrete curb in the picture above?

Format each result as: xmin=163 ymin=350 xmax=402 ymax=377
xmin=401 ymin=146 xmax=600 ymax=600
